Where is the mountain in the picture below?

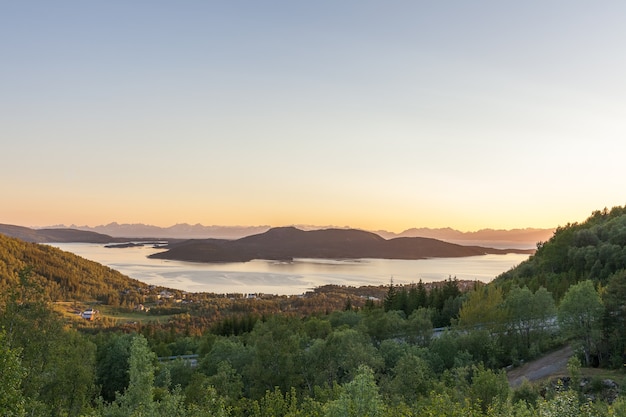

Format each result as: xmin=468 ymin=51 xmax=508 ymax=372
xmin=374 ymin=227 xmax=554 ymax=249
xmin=0 ymin=223 xmax=118 ymax=243
xmin=149 ymin=226 xmax=533 ymax=263
xmin=61 ymin=222 xmax=271 ymax=240
xmin=48 ymin=222 xmax=554 ymax=248
xmin=493 ymin=206 xmax=626 ymax=299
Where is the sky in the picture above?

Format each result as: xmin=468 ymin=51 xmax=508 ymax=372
xmin=2 ymin=1 xmax=625 ymax=233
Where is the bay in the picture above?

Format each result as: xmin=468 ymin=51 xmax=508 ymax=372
xmin=49 ymin=242 xmax=529 ymax=295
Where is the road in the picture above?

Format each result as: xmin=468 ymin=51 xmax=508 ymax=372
xmin=507 ymin=345 xmax=573 ymax=388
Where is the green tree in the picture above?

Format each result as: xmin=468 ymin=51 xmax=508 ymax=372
xmin=361 ymin=308 xmax=405 ymax=344
xmin=406 ymin=307 xmax=433 ymax=346
xmin=505 ymin=286 xmax=556 ymax=353
xmin=557 ymin=280 xmax=604 ymax=366
xmin=414 ymin=280 xmax=428 ymax=309
xmin=511 ymin=378 xmax=539 ymax=408
xmin=304 ymin=317 xmax=332 ymax=340
xmin=383 ymin=280 xmax=398 ymax=312
xmin=101 ymin=335 xmax=190 ymax=417
xmin=442 ymin=277 xmax=462 ymax=301
xmin=383 ymin=353 xmax=433 ymax=405
xmin=0 ymin=331 xmax=25 ymax=417
xmin=242 ymin=316 xmax=306 ymax=398
xmin=467 ymin=364 xmax=509 ymax=413
xmin=157 ymin=359 xmax=194 ymax=391
xmin=198 ymin=336 xmax=251 ymax=377
xmin=244 ymin=316 xmax=306 ymax=398
xmin=252 ymin=387 xmax=299 ymax=417
xmin=207 ymin=360 xmax=244 ymax=406
xmin=601 ymin=269 xmax=626 ymax=367
xmin=328 ymin=310 xmax=362 ymax=329
xmin=183 ymin=374 xmax=229 ymax=417
xmin=103 ymin=335 xmax=157 ymax=416
xmin=304 ymin=327 xmax=383 ymax=390
xmin=537 ymin=388 xmax=596 ymax=417
xmin=324 ymin=365 xmax=386 ymax=417
xmin=96 ymin=333 xmax=134 ymax=402
xmin=457 ymin=285 xmax=506 ymax=334
xmin=566 ymin=356 xmax=582 ymax=390
xmin=429 ymin=330 xmax=462 ymax=371
xmin=415 ymin=392 xmax=482 ymax=417
xmin=457 ymin=329 xmax=502 ymax=368
xmin=40 ymin=330 xmax=97 ymax=417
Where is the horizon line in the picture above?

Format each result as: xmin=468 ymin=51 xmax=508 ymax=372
xmin=30 ymin=222 xmax=556 ymax=235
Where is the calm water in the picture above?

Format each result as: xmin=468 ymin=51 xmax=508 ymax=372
xmin=49 ymin=243 xmax=529 ymax=295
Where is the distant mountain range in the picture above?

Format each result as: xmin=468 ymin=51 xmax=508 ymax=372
xmin=53 ymin=222 xmax=270 ymax=240
xmin=149 ymin=226 xmax=534 ymax=263
xmin=45 ymin=222 xmax=554 ymax=248
xmin=377 ymin=227 xmax=554 ymax=249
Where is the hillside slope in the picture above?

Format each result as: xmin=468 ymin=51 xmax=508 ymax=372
xmin=0 ymin=233 xmax=151 ymax=305
xmin=150 ymin=226 xmax=533 ymax=263
xmin=494 ymin=205 xmax=626 ymax=298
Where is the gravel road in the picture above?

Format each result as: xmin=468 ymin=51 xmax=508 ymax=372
xmin=507 ymin=345 xmax=573 ymax=388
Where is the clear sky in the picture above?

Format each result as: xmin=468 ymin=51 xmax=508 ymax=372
xmin=2 ymin=1 xmax=625 ymax=232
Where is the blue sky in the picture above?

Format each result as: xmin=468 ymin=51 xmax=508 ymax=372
xmin=2 ymin=1 xmax=625 ymax=231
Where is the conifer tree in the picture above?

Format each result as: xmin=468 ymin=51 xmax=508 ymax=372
xmin=383 ymin=279 xmax=397 ymax=312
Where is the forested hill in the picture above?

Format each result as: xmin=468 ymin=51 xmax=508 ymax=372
xmin=150 ymin=226 xmax=533 ymax=262
xmin=494 ymin=205 xmax=626 ymax=298
xmin=0 ymin=233 xmax=150 ymax=305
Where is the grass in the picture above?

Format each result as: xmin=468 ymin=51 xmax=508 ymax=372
xmin=97 ymin=304 xmax=175 ymax=324
xmin=581 ymin=367 xmax=625 ymax=381
xmin=53 ymin=301 xmax=175 ymax=325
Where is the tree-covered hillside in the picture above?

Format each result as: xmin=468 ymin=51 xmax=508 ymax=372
xmin=0 ymin=233 xmax=149 ymax=305
xmin=494 ymin=205 xmax=626 ymax=299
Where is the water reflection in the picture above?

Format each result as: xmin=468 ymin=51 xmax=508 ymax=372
xmin=49 ymin=243 xmax=529 ymax=295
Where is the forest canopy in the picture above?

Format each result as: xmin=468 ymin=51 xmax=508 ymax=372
xmin=494 ymin=205 xmax=626 ymax=298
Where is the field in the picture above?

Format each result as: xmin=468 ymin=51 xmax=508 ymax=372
xmin=53 ymin=301 xmax=175 ymax=325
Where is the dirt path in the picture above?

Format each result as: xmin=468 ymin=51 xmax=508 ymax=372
xmin=507 ymin=345 xmax=573 ymax=387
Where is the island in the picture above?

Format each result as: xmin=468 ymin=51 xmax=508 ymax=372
xmin=149 ymin=227 xmax=534 ymax=263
